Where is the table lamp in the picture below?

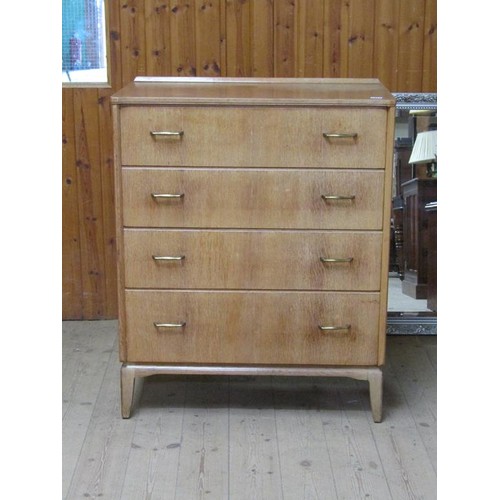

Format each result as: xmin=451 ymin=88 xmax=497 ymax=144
xmin=409 ymin=130 xmax=437 ymax=177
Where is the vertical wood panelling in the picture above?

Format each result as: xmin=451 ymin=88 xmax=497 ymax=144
xmin=226 ymin=0 xmax=252 ymax=76
xmin=195 ymin=0 xmax=223 ymax=76
xmin=170 ymin=2 xmax=197 ymax=75
xmin=62 ymin=0 xmax=437 ymax=319
xmin=323 ymin=0 xmax=343 ymax=77
xmin=97 ymin=89 xmax=118 ymax=319
xmin=296 ymin=0 xmax=324 ymax=77
xmin=422 ymin=0 xmax=437 ymax=92
xmin=274 ymin=0 xmax=296 ymax=76
xmin=107 ymin=0 xmax=123 ymax=87
xmin=397 ymin=0 xmax=426 ymax=91
xmin=219 ymin=0 xmax=228 ymax=75
xmin=73 ymin=89 xmax=107 ymax=318
xmin=226 ymin=0 xmax=274 ymax=76
xmin=145 ymin=0 xmax=172 ymax=76
xmin=344 ymin=0 xmax=375 ymax=77
xmin=373 ymin=0 xmax=400 ymax=90
xmin=120 ymin=0 xmax=147 ymax=84
xmin=250 ymin=0 xmax=274 ymax=75
xmin=62 ymin=89 xmax=84 ymax=319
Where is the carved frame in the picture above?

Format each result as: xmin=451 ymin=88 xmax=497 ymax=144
xmin=387 ymin=93 xmax=437 ymax=335
xmin=393 ymin=92 xmax=437 ymax=110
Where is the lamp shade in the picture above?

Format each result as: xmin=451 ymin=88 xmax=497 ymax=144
xmin=409 ymin=130 xmax=437 ymax=164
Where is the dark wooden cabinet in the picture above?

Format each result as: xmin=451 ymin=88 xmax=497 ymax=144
xmin=425 ymin=201 xmax=437 ymax=311
xmin=390 ymin=143 xmax=412 ymax=276
xmin=401 ymin=178 xmax=437 ymax=299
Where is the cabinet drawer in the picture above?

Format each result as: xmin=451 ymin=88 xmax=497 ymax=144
xmin=119 ymin=106 xmax=387 ymax=168
xmin=121 ymin=168 xmax=385 ymax=230
xmin=124 ymin=290 xmax=380 ymax=365
xmin=123 ymin=229 xmax=382 ymax=291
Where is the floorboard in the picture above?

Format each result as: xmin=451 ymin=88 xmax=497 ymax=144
xmin=62 ymin=321 xmax=437 ymax=499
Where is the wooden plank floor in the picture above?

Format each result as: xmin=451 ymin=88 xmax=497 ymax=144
xmin=63 ymin=321 xmax=436 ymax=500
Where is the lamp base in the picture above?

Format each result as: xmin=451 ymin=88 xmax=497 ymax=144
xmin=426 ymin=162 xmax=437 ymax=178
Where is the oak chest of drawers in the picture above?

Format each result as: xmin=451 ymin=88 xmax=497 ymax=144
xmin=111 ymin=77 xmax=395 ymax=422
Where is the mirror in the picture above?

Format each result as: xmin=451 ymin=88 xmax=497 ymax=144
xmin=387 ymin=93 xmax=437 ymax=335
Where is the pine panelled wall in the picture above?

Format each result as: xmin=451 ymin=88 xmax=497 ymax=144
xmin=62 ymin=0 xmax=437 ymax=319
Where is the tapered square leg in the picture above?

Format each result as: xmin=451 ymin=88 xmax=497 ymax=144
xmin=120 ymin=365 xmax=136 ymax=419
xmin=368 ymin=368 xmax=383 ymax=423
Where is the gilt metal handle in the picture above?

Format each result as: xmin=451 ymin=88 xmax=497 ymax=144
xmin=323 ymin=132 xmax=358 ymax=139
xmin=318 ymin=324 xmax=351 ymax=332
xmin=150 ymin=130 xmax=184 ymax=139
xmin=321 ymin=194 xmax=355 ymax=201
xmin=154 ymin=322 xmax=186 ymax=329
xmin=320 ymin=257 xmax=353 ymax=263
xmin=151 ymin=193 xmax=184 ymax=200
xmin=152 ymin=255 xmax=185 ymax=261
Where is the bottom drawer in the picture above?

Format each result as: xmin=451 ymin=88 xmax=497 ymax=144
xmin=123 ymin=290 xmax=381 ymax=365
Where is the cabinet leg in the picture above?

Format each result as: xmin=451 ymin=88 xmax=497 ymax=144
xmin=368 ymin=368 xmax=383 ymax=423
xmin=120 ymin=365 xmax=136 ymax=419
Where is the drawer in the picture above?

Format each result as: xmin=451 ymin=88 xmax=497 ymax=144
xmin=121 ymin=168 xmax=385 ymax=230
xmin=119 ymin=106 xmax=387 ymax=168
xmin=123 ymin=229 xmax=382 ymax=291
xmin=124 ymin=290 xmax=380 ymax=365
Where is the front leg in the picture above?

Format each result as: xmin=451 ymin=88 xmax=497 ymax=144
xmin=368 ymin=368 xmax=383 ymax=423
xmin=120 ymin=364 xmax=136 ymax=418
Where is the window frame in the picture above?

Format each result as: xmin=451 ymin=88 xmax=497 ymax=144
xmin=62 ymin=0 xmax=111 ymax=88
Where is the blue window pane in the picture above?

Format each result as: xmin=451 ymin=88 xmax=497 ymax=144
xmin=62 ymin=0 xmax=107 ymax=83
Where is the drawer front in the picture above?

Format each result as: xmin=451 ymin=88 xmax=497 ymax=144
xmin=123 ymin=229 xmax=382 ymax=291
xmin=120 ymin=106 xmax=387 ymax=168
xmin=121 ymin=168 xmax=385 ymax=230
xmin=124 ymin=290 xmax=380 ymax=365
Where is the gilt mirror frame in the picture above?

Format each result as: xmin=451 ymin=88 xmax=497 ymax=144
xmin=386 ymin=92 xmax=437 ymax=335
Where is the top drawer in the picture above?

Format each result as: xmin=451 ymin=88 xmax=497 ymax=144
xmin=119 ymin=106 xmax=387 ymax=169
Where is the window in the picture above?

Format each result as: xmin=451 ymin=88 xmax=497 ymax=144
xmin=62 ymin=0 xmax=108 ymax=84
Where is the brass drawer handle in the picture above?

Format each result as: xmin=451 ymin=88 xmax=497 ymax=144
xmin=321 ymin=194 xmax=355 ymax=201
xmin=152 ymin=255 xmax=185 ymax=261
xmin=320 ymin=257 xmax=353 ymax=263
xmin=323 ymin=132 xmax=358 ymax=139
xmin=318 ymin=324 xmax=351 ymax=332
xmin=150 ymin=130 xmax=184 ymax=139
xmin=154 ymin=322 xmax=186 ymax=329
xmin=151 ymin=193 xmax=184 ymax=201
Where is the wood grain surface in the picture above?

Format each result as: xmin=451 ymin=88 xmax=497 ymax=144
xmin=62 ymin=0 xmax=436 ymax=319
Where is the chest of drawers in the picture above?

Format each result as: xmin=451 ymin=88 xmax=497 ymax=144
xmin=111 ymin=77 xmax=395 ymax=422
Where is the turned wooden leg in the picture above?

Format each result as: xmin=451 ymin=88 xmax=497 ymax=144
xmin=120 ymin=365 xmax=136 ymax=419
xmin=368 ymin=368 xmax=383 ymax=423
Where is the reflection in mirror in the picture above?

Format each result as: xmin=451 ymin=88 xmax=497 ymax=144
xmin=387 ymin=93 xmax=437 ymax=335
